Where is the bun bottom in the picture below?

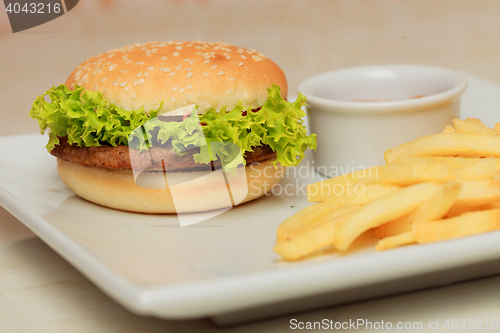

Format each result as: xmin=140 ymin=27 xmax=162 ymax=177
xmin=57 ymin=158 xmax=285 ymax=213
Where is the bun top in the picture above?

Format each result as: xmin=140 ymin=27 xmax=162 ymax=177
xmin=65 ymin=41 xmax=287 ymax=115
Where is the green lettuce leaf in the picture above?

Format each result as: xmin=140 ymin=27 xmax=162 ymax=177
xmin=30 ymin=84 xmax=317 ymax=170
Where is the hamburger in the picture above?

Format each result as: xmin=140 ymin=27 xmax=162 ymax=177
xmin=29 ymin=41 xmax=316 ymax=213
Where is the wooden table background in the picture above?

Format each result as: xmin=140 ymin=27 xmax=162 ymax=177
xmin=2 ymin=1 xmax=500 ymax=332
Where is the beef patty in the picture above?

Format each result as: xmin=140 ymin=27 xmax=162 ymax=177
xmin=51 ymin=136 xmax=277 ymax=172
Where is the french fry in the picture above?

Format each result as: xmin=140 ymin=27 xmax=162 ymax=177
xmin=446 ymin=201 xmax=500 ymax=218
xmin=277 ymin=203 xmax=359 ymax=243
xmin=307 ymin=161 xmax=455 ymax=202
xmin=465 ymin=118 xmax=484 ymax=125
xmin=414 ymin=209 xmax=500 ymax=244
xmin=392 ymin=156 xmax=500 ymax=171
xmin=323 ymin=184 xmax=400 ymax=207
xmin=374 ymin=182 xmax=461 ymax=239
xmin=446 ymin=180 xmax=500 ymax=217
xmin=455 ymin=157 xmax=496 ymax=180
xmin=453 ymin=118 xmax=500 ymax=137
xmin=332 ymin=183 xmax=442 ymax=251
xmin=277 ymin=184 xmax=400 ymax=243
xmin=276 ymin=204 xmax=331 ymax=243
xmin=274 ymin=212 xmax=353 ymax=261
xmin=442 ymin=125 xmax=456 ymax=134
xmin=384 ymin=133 xmax=500 ymax=163
xmin=376 ymin=231 xmax=416 ymax=251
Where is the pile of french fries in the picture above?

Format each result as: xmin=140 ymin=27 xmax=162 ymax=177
xmin=274 ymin=118 xmax=500 ymax=261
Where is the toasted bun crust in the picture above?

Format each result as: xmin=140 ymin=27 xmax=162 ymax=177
xmin=65 ymin=41 xmax=287 ymax=115
xmin=57 ymin=159 xmax=285 ymax=214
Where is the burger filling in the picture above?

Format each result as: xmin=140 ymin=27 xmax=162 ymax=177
xmin=30 ymin=84 xmax=316 ymax=172
xmin=51 ymin=136 xmax=276 ymax=172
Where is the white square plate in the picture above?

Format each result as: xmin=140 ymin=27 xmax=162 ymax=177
xmin=2 ymin=73 xmax=500 ymax=325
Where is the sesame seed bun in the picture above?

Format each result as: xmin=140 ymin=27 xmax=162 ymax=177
xmin=57 ymin=158 xmax=285 ymax=214
xmin=65 ymin=41 xmax=288 ymax=115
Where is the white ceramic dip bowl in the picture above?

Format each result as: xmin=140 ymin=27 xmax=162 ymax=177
xmin=298 ymin=65 xmax=467 ymax=177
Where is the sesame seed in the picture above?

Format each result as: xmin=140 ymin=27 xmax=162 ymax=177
xmin=173 ymin=52 xmax=179 ymax=57
xmin=175 ymin=46 xmax=182 ymax=50
xmin=112 ymin=81 xmax=119 ymax=86
xmin=170 ymin=96 xmax=176 ymax=103
xmin=210 ymin=65 xmax=217 ymax=70
xmin=133 ymin=79 xmax=138 ymax=86
xmin=173 ymin=85 xmax=178 ymax=92
xmin=189 ymin=59 xmax=194 ymax=64
xmin=169 ymin=71 xmax=176 ymax=76
xmin=203 ymin=72 xmax=209 ymax=77
xmin=144 ymin=72 xmax=149 ymax=77
xmin=124 ymin=60 xmax=132 ymax=63
xmin=182 ymin=59 xmax=190 ymax=62
xmin=117 ymin=77 xmax=121 ymax=82
xmin=175 ymin=65 xmax=182 ymax=70
xmin=164 ymin=68 xmax=171 ymax=73
xmin=120 ymin=69 xmax=127 ymax=73
xmin=238 ymin=62 xmax=244 ymax=66
xmin=137 ymin=79 xmax=145 ymax=85
xmin=120 ymin=81 xmax=127 ymax=87
xmin=227 ymin=89 xmax=234 ymax=96
xmin=204 ymin=60 xmax=210 ymax=64
xmin=230 ymin=77 xmax=236 ymax=81
xmin=186 ymin=72 xmax=194 ymax=79
xmin=130 ymin=93 xmax=137 ymax=99
xmin=196 ymin=51 xmax=202 ymax=55
xmin=241 ymin=55 xmax=247 ymax=59
xmin=109 ymin=64 xmax=117 ymax=71
xmin=101 ymin=77 xmax=107 ymax=82
xmin=237 ymin=48 xmax=243 ymax=53
xmin=147 ymin=66 xmax=155 ymax=70
xmin=197 ymin=91 xmax=202 ymax=97
xmin=187 ymin=84 xmax=193 ymax=90
xmin=136 ymin=72 xmax=142 ymax=77
xmin=179 ymin=88 xmax=185 ymax=93
xmin=151 ymin=48 xmax=158 ymax=53
xmin=122 ymin=55 xmax=128 ymax=60
xmin=217 ymin=71 xmax=224 ymax=76
xmin=94 ymin=83 xmax=98 ymax=90
xmin=186 ymin=67 xmax=192 ymax=71
xmin=160 ymin=56 xmax=167 ymax=60
xmin=226 ymin=56 xmax=231 ymax=59
xmin=103 ymin=88 xmax=109 ymax=93
xmin=125 ymin=86 xmax=129 ymax=92
xmin=135 ymin=61 xmax=140 ymax=66
xmin=139 ymin=62 xmax=145 ymax=65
